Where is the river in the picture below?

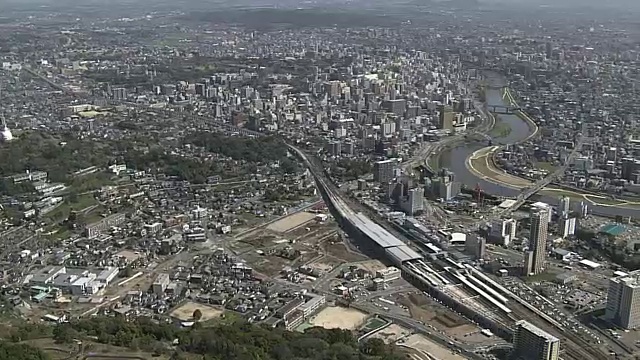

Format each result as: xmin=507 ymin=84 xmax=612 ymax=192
xmin=440 ymin=72 xmax=640 ymax=218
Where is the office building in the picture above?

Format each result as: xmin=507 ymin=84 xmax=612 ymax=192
xmin=334 ymin=127 xmax=347 ymax=138
xmin=400 ymin=188 xmax=424 ymax=216
xmin=465 ymin=235 xmax=486 ymax=260
xmin=374 ymin=159 xmax=398 ymax=184
xmin=606 ymin=270 xmax=640 ymax=329
xmin=382 ymin=99 xmax=406 ymax=117
xmin=528 ymin=208 xmax=549 ymax=275
xmin=195 ymin=83 xmax=206 ymax=96
xmin=513 ymin=320 xmax=560 ymax=360
xmin=342 ymin=142 xmax=355 ymax=156
xmin=431 ymin=168 xmax=460 ymax=201
xmin=437 ymin=104 xmax=454 ymax=131
xmin=382 ymin=121 xmax=396 ymax=137
xmin=490 ymin=218 xmax=517 ymax=246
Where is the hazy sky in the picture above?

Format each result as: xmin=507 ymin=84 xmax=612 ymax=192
xmin=0 ymin=0 xmax=638 ymax=12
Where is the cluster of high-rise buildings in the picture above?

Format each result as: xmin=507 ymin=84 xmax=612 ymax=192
xmin=426 ymin=168 xmax=461 ymax=202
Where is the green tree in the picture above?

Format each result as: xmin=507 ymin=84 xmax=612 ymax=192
xmin=193 ymin=309 xmax=203 ymax=321
xmin=53 ymin=324 xmax=77 ymax=344
xmin=360 ymin=338 xmax=386 ymax=356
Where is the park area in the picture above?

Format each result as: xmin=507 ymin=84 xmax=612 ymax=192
xmin=170 ymin=301 xmax=224 ymax=322
xmin=308 ymin=306 xmax=368 ymax=330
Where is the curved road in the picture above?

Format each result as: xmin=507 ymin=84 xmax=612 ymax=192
xmin=441 ymin=73 xmax=640 ymax=218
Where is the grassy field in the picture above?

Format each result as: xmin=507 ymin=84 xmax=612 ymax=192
xmin=360 ymin=317 xmax=389 ymax=333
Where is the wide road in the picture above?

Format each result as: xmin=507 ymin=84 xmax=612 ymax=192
xmin=438 ymin=72 xmax=640 ymax=218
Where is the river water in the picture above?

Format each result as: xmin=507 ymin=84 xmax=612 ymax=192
xmin=441 ymin=73 xmax=640 ymax=218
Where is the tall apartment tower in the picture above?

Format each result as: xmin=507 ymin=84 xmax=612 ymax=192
xmin=513 ymin=320 xmax=560 ymax=360
xmin=605 ymin=270 xmax=640 ymax=329
xmin=529 ymin=208 xmax=549 ymax=275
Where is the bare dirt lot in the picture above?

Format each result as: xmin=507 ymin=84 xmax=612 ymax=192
xmin=170 ymin=301 xmax=224 ymax=322
xmin=357 ymin=260 xmax=388 ymax=273
xmin=307 ymin=260 xmax=336 ymax=274
xmin=401 ymin=334 xmax=466 ymax=360
xmin=371 ymin=324 xmax=411 ymax=344
xmin=398 ymin=293 xmax=470 ymax=334
xmin=267 ymin=212 xmax=316 ymax=233
xmin=309 ymin=306 xmax=368 ymax=330
xmin=325 ymin=242 xmax=368 ymax=262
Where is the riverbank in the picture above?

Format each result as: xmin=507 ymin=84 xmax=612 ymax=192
xmin=465 ymin=142 xmax=640 ymax=209
xmin=502 ymin=87 xmax=539 ymax=141
xmin=461 ymin=85 xmax=640 ymax=209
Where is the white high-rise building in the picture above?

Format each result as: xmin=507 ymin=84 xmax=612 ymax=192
xmin=606 ymin=270 xmax=640 ymax=329
xmin=579 ymin=201 xmax=589 ymax=218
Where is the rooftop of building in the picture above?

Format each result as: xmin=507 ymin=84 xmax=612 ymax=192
xmin=612 ymin=269 xmax=640 ymax=287
xmin=516 ymin=320 xmax=560 ymax=342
